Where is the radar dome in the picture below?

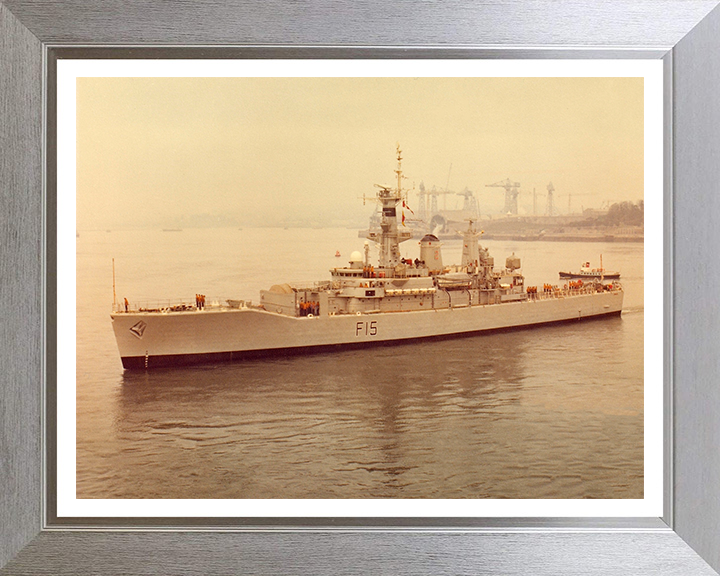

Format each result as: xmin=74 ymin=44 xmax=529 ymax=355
xmin=349 ymin=250 xmax=364 ymax=269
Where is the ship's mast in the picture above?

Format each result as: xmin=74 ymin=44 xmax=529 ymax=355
xmin=370 ymin=145 xmax=412 ymax=269
xmin=396 ymin=146 xmax=403 ymax=194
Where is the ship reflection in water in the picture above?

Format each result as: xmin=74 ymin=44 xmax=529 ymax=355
xmin=107 ymin=314 xmax=640 ymax=500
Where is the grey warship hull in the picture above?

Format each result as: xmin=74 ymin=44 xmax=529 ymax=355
xmin=112 ymin=289 xmax=622 ymax=369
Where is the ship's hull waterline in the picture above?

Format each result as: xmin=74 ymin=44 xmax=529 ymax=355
xmin=112 ymin=290 xmax=623 ymax=369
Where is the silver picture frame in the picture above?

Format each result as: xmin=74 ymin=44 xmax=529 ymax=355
xmin=2 ymin=1 xmax=719 ymax=573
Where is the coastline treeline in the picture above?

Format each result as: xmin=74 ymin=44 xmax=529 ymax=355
xmin=603 ymin=200 xmax=644 ymax=226
xmin=575 ymin=200 xmax=644 ymax=228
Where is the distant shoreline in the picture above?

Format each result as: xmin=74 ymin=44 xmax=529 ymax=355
xmin=480 ymin=233 xmax=643 ymax=243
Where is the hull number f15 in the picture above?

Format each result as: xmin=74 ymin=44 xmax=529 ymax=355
xmin=356 ymin=320 xmax=378 ymax=337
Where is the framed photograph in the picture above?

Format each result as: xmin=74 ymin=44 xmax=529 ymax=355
xmin=58 ymin=60 xmax=662 ymax=518
xmin=2 ymin=2 xmax=720 ymax=574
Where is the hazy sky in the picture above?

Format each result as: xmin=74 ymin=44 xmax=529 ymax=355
xmin=76 ymin=77 xmax=644 ymax=229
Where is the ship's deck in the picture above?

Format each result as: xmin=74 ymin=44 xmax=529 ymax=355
xmin=112 ymin=283 xmax=622 ymax=317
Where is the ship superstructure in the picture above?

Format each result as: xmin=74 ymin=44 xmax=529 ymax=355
xmin=111 ymin=147 xmax=624 ymax=369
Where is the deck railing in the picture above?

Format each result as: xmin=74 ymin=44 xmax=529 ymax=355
xmin=113 ymin=297 xmax=240 ymax=313
xmin=527 ymin=283 xmax=621 ymax=301
xmin=113 ymin=283 xmax=622 ymax=312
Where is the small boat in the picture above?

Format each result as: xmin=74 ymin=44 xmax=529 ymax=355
xmin=559 ymin=260 xmax=620 ymax=280
xmin=335 ymin=250 xmax=341 ymax=257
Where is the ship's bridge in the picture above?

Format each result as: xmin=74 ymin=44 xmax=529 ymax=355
xmin=330 ymin=262 xmax=430 ymax=285
xmin=331 ymin=267 xmax=366 ymax=279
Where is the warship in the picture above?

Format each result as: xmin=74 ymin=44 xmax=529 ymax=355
xmin=111 ymin=148 xmax=624 ymax=369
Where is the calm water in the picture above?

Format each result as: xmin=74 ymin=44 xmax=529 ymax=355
xmin=76 ymin=228 xmax=643 ymax=499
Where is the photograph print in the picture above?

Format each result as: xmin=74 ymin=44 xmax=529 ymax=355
xmin=69 ymin=68 xmax=652 ymax=505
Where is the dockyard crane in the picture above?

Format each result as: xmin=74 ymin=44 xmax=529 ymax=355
xmin=559 ymin=192 xmax=594 ymax=214
xmin=456 ymin=187 xmax=479 ymax=217
xmin=430 ymin=186 xmax=455 ymax=214
xmin=416 ymin=182 xmax=455 ymax=218
xmin=425 ymin=186 xmax=455 ymax=214
xmin=486 ymin=178 xmax=521 ymax=215
xmin=417 ymin=181 xmax=430 ymax=220
xmin=546 ymin=182 xmax=556 ymax=216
